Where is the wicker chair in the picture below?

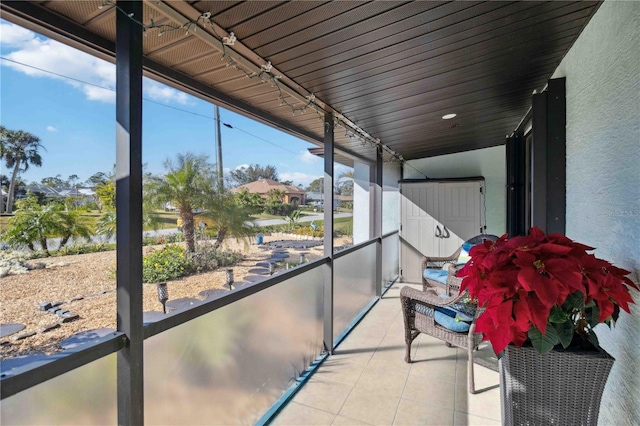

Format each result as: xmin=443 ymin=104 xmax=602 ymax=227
xmin=401 ymin=265 xmax=484 ymax=394
xmin=421 ymin=234 xmax=499 ymax=292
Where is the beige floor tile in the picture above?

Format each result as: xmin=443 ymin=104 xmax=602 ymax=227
xmin=402 ymin=375 xmax=456 ymax=408
xmin=272 ymin=402 xmax=336 ymax=426
xmin=408 ymin=357 xmax=457 ymax=383
xmin=454 ymin=362 xmax=499 ymax=392
xmin=314 ymin=356 xmax=367 ymax=387
xmin=453 ymin=411 xmax=501 ymax=425
xmin=331 ymin=415 xmax=372 ymax=425
xmin=339 ymin=387 xmax=401 ymax=425
xmin=393 ymin=398 xmax=455 ymax=425
xmin=292 ymin=376 xmax=354 ymax=414
xmin=367 ymin=348 xmax=412 ymax=374
xmin=354 ymin=363 xmax=409 ymax=397
xmin=454 ymin=383 xmax=501 ymax=422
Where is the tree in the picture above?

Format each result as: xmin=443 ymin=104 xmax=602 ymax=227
xmin=0 ymin=126 xmax=44 ymax=213
xmin=201 ymin=192 xmax=254 ymax=251
xmin=41 ymin=175 xmax=66 ymax=187
xmin=0 ymin=194 xmax=92 ymax=255
xmin=336 ymin=170 xmax=354 ymax=196
xmin=85 ymin=172 xmax=108 ymax=188
xmin=145 ymin=153 xmax=216 ymax=252
xmin=306 ymin=177 xmax=324 ymax=193
xmin=95 ymin=179 xmax=116 ymax=212
xmin=56 ymin=209 xmax=93 ymax=248
xmin=266 ymin=189 xmax=286 ymax=204
xmin=234 ymin=188 xmax=265 ymax=215
xmin=230 ymin=164 xmax=278 ymax=185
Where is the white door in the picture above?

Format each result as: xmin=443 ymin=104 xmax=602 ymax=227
xmin=400 ymin=182 xmax=439 ymax=282
xmin=438 ymin=181 xmax=484 ymax=256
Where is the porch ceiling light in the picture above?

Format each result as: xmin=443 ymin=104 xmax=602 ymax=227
xmin=442 ymin=113 xmax=457 ymax=120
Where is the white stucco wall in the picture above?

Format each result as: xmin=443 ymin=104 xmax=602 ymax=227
xmin=352 ymin=161 xmax=370 ymax=244
xmin=551 ymin=1 xmax=640 ymax=424
xmin=382 ymin=163 xmax=401 ymax=234
xmin=403 ymin=145 xmax=506 ymax=236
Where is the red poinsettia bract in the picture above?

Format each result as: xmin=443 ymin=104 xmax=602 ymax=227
xmin=460 ymin=227 xmax=638 ymax=354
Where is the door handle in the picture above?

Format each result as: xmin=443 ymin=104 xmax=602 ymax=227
xmin=442 ymin=226 xmax=450 ymax=239
xmin=435 ymin=225 xmax=442 ymax=238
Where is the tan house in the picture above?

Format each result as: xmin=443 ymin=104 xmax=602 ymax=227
xmin=231 ymin=178 xmax=305 ymax=205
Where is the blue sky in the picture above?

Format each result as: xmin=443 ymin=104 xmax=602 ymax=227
xmin=0 ymin=19 xmax=348 ymax=188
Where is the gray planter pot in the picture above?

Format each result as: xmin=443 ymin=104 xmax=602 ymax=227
xmin=500 ymin=344 xmax=614 ymax=426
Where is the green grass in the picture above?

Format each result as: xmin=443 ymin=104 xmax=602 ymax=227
xmin=333 ymin=216 xmax=353 ymax=235
xmin=0 ymin=209 xmax=180 ymax=234
xmin=250 ymin=212 xmax=285 ymax=220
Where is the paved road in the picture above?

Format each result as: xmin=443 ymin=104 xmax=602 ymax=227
xmin=2 ymin=212 xmax=353 ymax=251
xmin=249 ymin=212 xmax=352 ymax=227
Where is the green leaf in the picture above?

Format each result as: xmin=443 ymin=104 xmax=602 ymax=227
xmin=553 ymin=320 xmax=574 ymax=349
xmin=562 ymin=291 xmax=584 ymax=311
xmin=548 ymin=305 xmax=569 ymax=323
xmin=528 ymin=325 xmax=559 ymax=354
xmin=586 ymin=305 xmax=601 ymax=328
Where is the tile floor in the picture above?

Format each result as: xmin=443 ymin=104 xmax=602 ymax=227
xmin=272 ymin=283 xmax=501 ymax=426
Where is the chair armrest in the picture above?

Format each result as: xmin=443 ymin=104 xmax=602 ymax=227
xmin=421 ymin=247 xmax=463 ymax=269
xmin=400 ymin=286 xmax=469 ymax=307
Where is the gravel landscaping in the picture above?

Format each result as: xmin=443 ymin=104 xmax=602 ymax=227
xmin=0 ymin=235 xmax=344 ymax=360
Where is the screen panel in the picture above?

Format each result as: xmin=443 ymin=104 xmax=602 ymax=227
xmin=0 ymin=353 xmax=117 ymax=425
xmin=333 ymin=243 xmax=377 ymax=342
xmin=144 ymin=267 xmax=324 ymax=425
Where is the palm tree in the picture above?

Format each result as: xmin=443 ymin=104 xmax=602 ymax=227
xmin=201 ymin=191 xmax=254 ymax=251
xmin=2 ymin=195 xmax=63 ymax=255
xmin=145 ymin=153 xmax=215 ymax=252
xmin=57 ymin=209 xmax=93 ymax=248
xmin=0 ymin=126 xmax=45 ymax=214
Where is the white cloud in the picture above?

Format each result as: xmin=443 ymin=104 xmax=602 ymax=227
xmin=279 ymin=172 xmax=322 ymax=188
xmin=1 ymin=22 xmax=191 ymax=105
xmin=235 ymin=164 xmax=250 ymax=170
xmin=46 ymin=125 xmax=58 ymax=132
xmin=299 ymin=150 xmax=320 ymax=164
xmin=0 ymin=22 xmax=35 ymax=47
xmin=145 ymin=80 xmax=189 ymax=105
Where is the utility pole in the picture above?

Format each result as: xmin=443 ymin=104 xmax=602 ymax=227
xmin=215 ymin=105 xmax=223 ymax=190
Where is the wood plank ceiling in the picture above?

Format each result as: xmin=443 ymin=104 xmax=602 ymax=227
xmin=1 ymin=1 xmax=600 ymax=163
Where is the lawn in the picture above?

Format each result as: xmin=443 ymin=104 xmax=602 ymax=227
xmin=0 ymin=209 xmax=179 ymax=234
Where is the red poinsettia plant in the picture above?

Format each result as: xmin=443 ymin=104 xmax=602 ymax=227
xmin=459 ymin=227 xmax=638 ymax=355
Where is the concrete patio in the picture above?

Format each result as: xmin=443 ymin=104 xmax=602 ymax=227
xmin=273 ymin=283 xmax=501 ymax=425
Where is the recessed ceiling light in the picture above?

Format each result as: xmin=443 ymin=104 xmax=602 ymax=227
xmin=442 ymin=113 xmax=457 ymax=120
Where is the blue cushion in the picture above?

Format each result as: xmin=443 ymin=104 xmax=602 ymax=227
xmin=461 ymin=242 xmax=474 ymax=252
xmin=423 ymin=269 xmax=448 ymax=284
xmin=412 ymin=300 xmax=473 ymax=333
xmin=438 ymin=294 xmax=476 ymax=322
xmin=433 ymin=308 xmax=471 ymax=333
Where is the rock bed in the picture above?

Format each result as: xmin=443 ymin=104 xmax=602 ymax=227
xmin=0 ymin=236 xmax=349 ymax=361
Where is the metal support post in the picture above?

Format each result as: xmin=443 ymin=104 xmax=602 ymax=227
xmin=323 ymin=112 xmax=334 ymax=353
xmin=375 ymin=147 xmax=383 ymax=297
xmin=115 ymin=2 xmax=144 ymax=424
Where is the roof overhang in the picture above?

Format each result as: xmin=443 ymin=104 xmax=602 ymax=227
xmin=0 ymin=0 xmax=601 ymax=163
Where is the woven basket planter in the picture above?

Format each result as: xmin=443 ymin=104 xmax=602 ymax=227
xmin=500 ymin=344 xmax=614 ymax=426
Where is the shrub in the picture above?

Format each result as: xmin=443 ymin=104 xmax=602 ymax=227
xmin=188 ymin=245 xmax=243 ymax=274
xmin=293 ymin=226 xmax=323 ymax=238
xmin=56 ymin=242 xmax=114 ymax=256
xmin=142 ymin=244 xmax=190 ymax=283
xmin=265 ymin=202 xmax=296 ymax=216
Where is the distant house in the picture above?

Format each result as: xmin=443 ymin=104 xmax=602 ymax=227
xmin=231 ymin=178 xmax=305 ymax=205
xmin=19 ymin=185 xmax=96 ymax=205
xmin=305 ymin=192 xmax=352 ymax=210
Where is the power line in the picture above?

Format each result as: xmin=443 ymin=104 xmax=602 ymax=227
xmin=0 ymin=56 xmax=320 ymax=165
